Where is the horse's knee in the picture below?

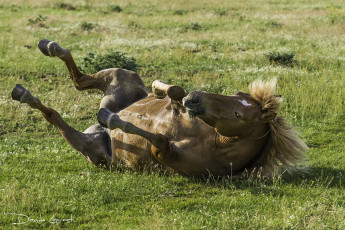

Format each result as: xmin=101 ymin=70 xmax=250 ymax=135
xmin=84 ymin=124 xmax=107 ymax=134
xmin=83 ymin=124 xmax=112 ymax=164
xmin=100 ymin=94 xmax=126 ymax=113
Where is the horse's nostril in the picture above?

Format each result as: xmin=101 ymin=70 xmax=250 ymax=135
xmin=191 ymin=95 xmax=200 ymax=104
xmin=183 ymin=92 xmax=202 ymax=107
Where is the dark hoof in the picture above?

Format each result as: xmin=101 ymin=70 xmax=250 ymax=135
xmin=167 ymin=86 xmax=186 ymax=101
xmin=11 ymin=84 xmax=29 ymax=103
xmin=97 ymin=108 xmax=119 ymax=129
xmin=38 ymin=39 xmax=69 ymax=57
xmin=38 ymin=39 xmax=53 ymax=56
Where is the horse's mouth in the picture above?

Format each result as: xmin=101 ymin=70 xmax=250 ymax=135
xmin=185 ymin=106 xmax=205 ymax=118
xmin=183 ymin=91 xmax=206 ymax=118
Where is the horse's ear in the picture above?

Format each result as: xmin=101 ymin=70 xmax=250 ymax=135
xmin=260 ymin=110 xmax=277 ymax=122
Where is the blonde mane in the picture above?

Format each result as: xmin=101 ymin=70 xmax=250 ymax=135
xmin=248 ymin=78 xmax=308 ymax=176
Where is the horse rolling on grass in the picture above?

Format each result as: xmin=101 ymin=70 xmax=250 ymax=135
xmin=11 ymin=39 xmax=308 ymax=178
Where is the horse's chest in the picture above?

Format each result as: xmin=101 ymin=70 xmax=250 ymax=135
xmin=170 ymin=136 xmax=215 ymax=158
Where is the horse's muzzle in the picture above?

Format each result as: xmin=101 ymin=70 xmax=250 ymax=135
xmin=183 ymin=91 xmax=205 ymax=117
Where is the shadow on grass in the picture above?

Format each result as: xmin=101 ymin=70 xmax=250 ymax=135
xmin=280 ymin=166 xmax=344 ymax=188
xmin=185 ymin=166 xmax=345 ymax=191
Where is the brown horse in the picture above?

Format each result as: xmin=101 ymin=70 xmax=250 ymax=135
xmin=11 ymin=39 xmax=308 ymax=178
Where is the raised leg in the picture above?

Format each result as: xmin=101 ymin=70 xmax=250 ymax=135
xmin=152 ymin=80 xmax=186 ymax=101
xmin=152 ymin=80 xmax=186 ymax=115
xmin=38 ymin=39 xmax=149 ymax=113
xmin=97 ymin=108 xmax=177 ymax=161
xmin=11 ymin=84 xmax=112 ymax=168
xmin=38 ymin=39 xmax=109 ymax=92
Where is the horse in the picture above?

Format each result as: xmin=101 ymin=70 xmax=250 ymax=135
xmin=11 ymin=39 xmax=308 ymax=178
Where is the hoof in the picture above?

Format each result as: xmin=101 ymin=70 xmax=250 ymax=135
xmin=11 ymin=84 xmax=30 ymax=103
xmin=38 ymin=39 xmax=52 ymax=56
xmin=167 ymin=86 xmax=186 ymax=101
xmin=38 ymin=39 xmax=70 ymax=58
xmin=152 ymin=80 xmax=185 ymax=101
xmin=97 ymin=108 xmax=120 ymax=129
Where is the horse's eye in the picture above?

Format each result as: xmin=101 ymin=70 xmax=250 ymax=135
xmin=235 ymin=112 xmax=241 ymax=118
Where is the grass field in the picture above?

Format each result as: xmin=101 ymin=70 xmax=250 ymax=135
xmin=0 ymin=0 xmax=344 ymax=229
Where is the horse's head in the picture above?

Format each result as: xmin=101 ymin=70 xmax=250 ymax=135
xmin=182 ymin=79 xmax=307 ymax=175
xmin=182 ymin=80 xmax=280 ymax=138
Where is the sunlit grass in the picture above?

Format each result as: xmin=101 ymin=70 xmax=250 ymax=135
xmin=0 ymin=0 xmax=344 ymax=229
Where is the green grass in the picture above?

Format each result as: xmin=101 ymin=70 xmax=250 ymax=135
xmin=0 ymin=0 xmax=344 ymax=229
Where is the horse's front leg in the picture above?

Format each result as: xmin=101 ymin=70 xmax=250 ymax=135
xmin=97 ymin=108 xmax=178 ymax=161
xmin=152 ymin=80 xmax=186 ymax=101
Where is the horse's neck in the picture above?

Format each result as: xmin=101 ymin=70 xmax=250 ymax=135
xmin=214 ymin=132 xmax=240 ymax=149
xmin=230 ymin=124 xmax=270 ymax=157
xmin=213 ymin=124 xmax=270 ymax=161
xmin=213 ymin=123 xmax=269 ymax=148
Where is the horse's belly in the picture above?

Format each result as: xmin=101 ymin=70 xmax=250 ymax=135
xmin=110 ymin=130 xmax=176 ymax=173
xmin=110 ymin=130 xmax=150 ymax=167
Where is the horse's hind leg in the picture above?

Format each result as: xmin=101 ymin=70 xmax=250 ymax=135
xmin=38 ymin=39 xmax=149 ymax=113
xmin=11 ymin=84 xmax=112 ymax=168
xmin=38 ymin=39 xmax=108 ymax=92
